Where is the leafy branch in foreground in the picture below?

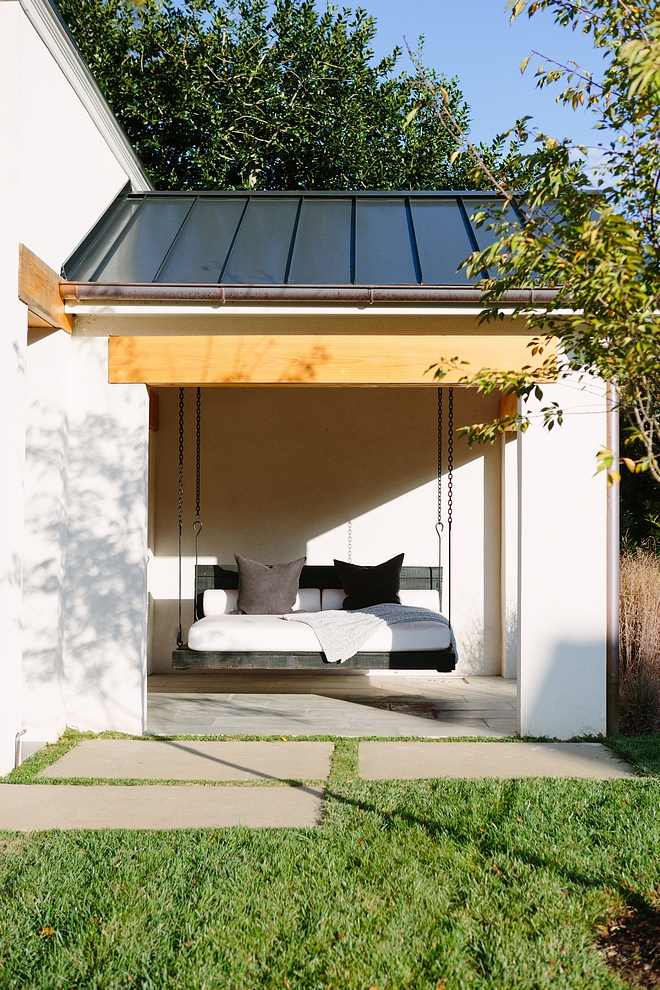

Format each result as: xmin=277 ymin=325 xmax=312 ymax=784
xmin=415 ymin=1 xmax=660 ymax=483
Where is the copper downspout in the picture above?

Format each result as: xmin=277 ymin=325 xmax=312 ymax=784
xmin=60 ymin=283 xmax=558 ymax=305
xmin=606 ymin=384 xmax=620 ymax=735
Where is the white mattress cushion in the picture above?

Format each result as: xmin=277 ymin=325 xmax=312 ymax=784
xmin=188 ymin=614 xmax=322 ymax=652
xmin=359 ymin=620 xmax=450 ymax=651
xmin=203 ymin=587 xmax=320 ymax=616
xmin=187 ymin=610 xmax=450 ymax=652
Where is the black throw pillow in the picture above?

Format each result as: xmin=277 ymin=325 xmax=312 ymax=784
xmin=235 ymin=553 xmax=306 ymax=614
xmin=333 ymin=553 xmax=404 ymax=610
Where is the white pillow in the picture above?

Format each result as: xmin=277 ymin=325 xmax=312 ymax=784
xmin=202 ymin=587 xmax=320 ymax=616
xmin=321 ymin=588 xmax=345 ymax=611
xmin=203 ymin=588 xmax=238 ymax=615
xmin=399 ymin=589 xmax=441 ymax=612
xmin=321 ymin=588 xmax=440 ymax=612
xmin=296 ymin=588 xmax=321 ymax=612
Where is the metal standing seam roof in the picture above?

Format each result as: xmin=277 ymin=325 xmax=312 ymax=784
xmin=62 ymin=190 xmax=515 ymax=290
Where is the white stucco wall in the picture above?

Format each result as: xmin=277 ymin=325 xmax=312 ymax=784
xmin=517 ymin=377 xmax=608 ymax=738
xmin=0 ymin=0 xmax=149 ymax=772
xmin=0 ymin=2 xmax=27 ymax=776
xmin=23 ymin=334 xmax=149 ymax=741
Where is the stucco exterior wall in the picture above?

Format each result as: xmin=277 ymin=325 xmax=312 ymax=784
xmin=0 ymin=0 xmax=147 ymax=772
xmin=517 ymin=378 xmax=608 ymax=738
xmin=148 ymin=386 xmax=503 ymax=676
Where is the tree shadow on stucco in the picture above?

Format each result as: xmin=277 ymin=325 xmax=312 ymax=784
xmin=23 ymin=403 xmax=147 ymax=726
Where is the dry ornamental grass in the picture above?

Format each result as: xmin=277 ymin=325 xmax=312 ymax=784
xmin=620 ymin=549 xmax=660 ymax=735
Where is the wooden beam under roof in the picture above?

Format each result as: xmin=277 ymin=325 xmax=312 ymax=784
xmin=108 ymin=334 xmax=551 ymax=386
xmin=18 ymin=244 xmax=72 ymax=333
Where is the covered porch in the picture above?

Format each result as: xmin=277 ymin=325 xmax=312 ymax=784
xmin=18 ymin=189 xmax=611 ymax=744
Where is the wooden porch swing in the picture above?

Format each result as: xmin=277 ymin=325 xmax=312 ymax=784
xmin=171 ymin=387 xmax=457 ymax=672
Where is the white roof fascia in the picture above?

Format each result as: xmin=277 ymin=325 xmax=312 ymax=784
xmin=64 ymin=304 xmax=575 ymax=317
xmin=10 ymin=0 xmax=153 ymax=191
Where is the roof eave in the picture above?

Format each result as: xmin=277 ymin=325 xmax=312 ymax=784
xmin=60 ymin=283 xmax=557 ymax=305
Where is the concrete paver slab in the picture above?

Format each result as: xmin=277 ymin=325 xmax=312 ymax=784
xmin=359 ymin=742 xmax=636 ymax=779
xmin=39 ymin=740 xmax=334 ymax=781
xmin=0 ymin=785 xmax=324 ymax=830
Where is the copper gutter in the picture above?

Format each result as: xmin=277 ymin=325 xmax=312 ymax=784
xmin=60 ymin=283 xmax=558 ymax=305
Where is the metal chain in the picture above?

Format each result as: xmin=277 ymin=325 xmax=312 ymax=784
xmin=447 ymin=387 xmax=454 ymax=533
xmin=436 ymin=387 xmax=443 ymax=534
xmin=193 ymin=387 xmax=203 ymax=620
xmin=177 ymin=387 xmax=185 ymax=648
xmin=347 ymin=519 xmax=353 ymax=563
xmin=195 ymin=387 xmax=201 ymax=525
xmin=447 ymin=386 xmax=454 ymax=625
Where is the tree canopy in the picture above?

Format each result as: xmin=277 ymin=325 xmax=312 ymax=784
xmin=57 ymin=0 xmax=496 ymax=191
xmin=424 ymin=0 xmax=660 ymax=485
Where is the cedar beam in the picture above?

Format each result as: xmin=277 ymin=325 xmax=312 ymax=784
xmin=18 ymin=244 xmax=72 ymax=333
xmin=108 ymin=334 xmax=551 ymax=386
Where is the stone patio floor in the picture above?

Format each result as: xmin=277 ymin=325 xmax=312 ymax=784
xmin=147 ymin=672 xmax=518 ymax=737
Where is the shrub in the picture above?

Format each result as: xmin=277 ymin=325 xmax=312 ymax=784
xmin=620 ymin=548 xmax=660 ymax=735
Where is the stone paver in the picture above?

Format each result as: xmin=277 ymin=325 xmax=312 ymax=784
xmin=0 ymin=784 xmax=324 ymax=830
xmin=39 ymin=740 xmax=334 ymax=781
xmin=148 ymin=676 xmax=517 ymax=738
xmin=359 ymin=742 xmax=636 ymax=779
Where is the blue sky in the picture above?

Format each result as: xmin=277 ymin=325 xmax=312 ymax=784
xmin=358 ymin=0 xmax=605 ymax=149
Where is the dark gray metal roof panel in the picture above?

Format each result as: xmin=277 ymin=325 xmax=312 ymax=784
xmin=288 ymin=198 xmax=353 ymax=284
xmin=158 ymin=197 xmax=248 ymax=283
xmin=62 ymin=191 xmax=509 ymax=286
xmin=410 ymin=198 xmax=476 ymax=285
xmin=355 ymin=198 xmax=419 ymax=284
xmin=222 ymin=198 xmax=300 ymax=283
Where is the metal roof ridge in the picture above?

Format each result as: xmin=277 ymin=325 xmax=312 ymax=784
xmin=117 ymin=189 xmax=505 ymax=198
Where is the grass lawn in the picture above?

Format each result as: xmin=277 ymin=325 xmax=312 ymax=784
xmin=1 ymin=737 xmax=660 ymax=989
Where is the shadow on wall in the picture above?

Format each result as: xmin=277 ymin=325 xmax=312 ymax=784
xmin=521 ymin=639 xmax=607 ymax=738
xmin=152 ymin=386 xmax=500 ymax=562
xmin=23 ymin=403 xmax=147 ymax=727
xmin=22 ymin=398 xmax=67 ymax=700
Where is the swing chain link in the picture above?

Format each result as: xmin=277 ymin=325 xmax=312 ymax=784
xmin=347 ymin=519 xmax=353 ymax=562
xmin=194 ymin=387 xmax=202 ymax=533
xmin=436 ymin=387 xmax=443 ymax=535
xmin=178 ymin=388 xmax=185 ymax=531
xmin=447 ymin=387 xmax=454 ymax=533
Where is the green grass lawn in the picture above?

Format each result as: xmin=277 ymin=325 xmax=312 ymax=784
xmin=1 ymin=737 xmax=660 ymax=989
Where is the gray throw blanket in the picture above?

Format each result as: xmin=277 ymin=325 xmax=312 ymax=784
xmin=283 ymin=603 xmax=456 ymax=664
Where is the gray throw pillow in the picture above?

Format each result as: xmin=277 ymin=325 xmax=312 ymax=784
xmin=235 ymin=554 xmax=306 ymax=614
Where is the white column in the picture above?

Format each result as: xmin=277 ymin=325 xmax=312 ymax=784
xmin=0 ymin=2 xmax=25 ymax=774
xmin=62 ymin=338 xmax=149 ymax=734
xmin=21 ymin=330 xmax=70 ymax=746
xmin=518 ymin=377 xmax=608 ymax=738
xmin=501 ymin=433 xmax=519 ymax=679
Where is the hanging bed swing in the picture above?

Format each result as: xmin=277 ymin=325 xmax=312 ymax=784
xmin=171 ymin=388 xmax=457 ymax=672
